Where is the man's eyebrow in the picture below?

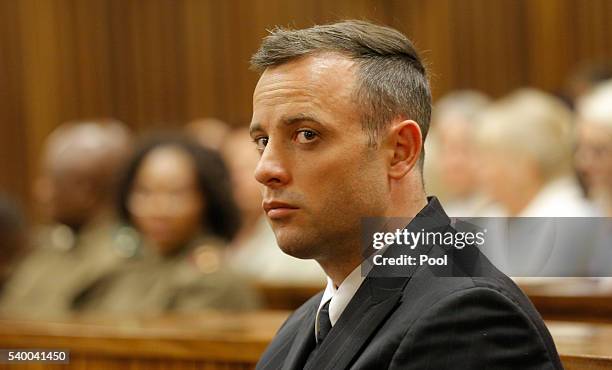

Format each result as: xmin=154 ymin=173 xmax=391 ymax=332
xmin=281 ymin=113 xmax=322 ymax=126
xmin=249 ymin=123 xmax=262 ymax=137
xmin=249 ymin=114 xmax=324 ymax=137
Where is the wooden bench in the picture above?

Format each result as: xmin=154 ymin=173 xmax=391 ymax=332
xmin=517 ymin=278 xmax=612 ymax=324
xmin=548 ymin=320 xmax=612 ymax=369
xmin=1 ymin=313 xmax=612 ymax=369
xmin=0 ymin=311 xmax=288 ymax=370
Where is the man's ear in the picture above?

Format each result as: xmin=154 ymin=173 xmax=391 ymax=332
xmin=387 ymin=119 xmax=422 ymax=179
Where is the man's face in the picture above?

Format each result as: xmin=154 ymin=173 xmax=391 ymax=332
xmin=128 ymin=146 xmax=204 ymax=255
xmin=250 ymin=54 xmax=389 ymax=260
xmin=575 ymin=121 xmax=612 ymax=194
xmin=36 ymin=158 xmax=98 ymax=229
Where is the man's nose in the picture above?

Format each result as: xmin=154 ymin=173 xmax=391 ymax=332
xmin=254 ymin=143 xmax=290 ymax=188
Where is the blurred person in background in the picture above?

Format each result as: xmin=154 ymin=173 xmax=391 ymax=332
xmin=476 ymin=89 xmax=595 ymax=217
xmin=0 ymin=119 xmax=137 ymax=319
xmin=185 ymin=117 xmax=231 ymax=151
xmin=575 ymin=80 xmax=612 ymax=277
xmin=221 ymin=128 xmax=325 ymax=285
xmin=475 ymin=89 xmax=598 ymax=276
xmin=430 ymin=90 xmax=501 ymax=217
xmin=576 ymin=80 xmax=612 ymax=216
xmin=563 ymin=63 xmax=612 ymax=195
xmin=0 ymin=194 xmax=28 ymax=295
xmin=76 ymin=135 xmax=259 ymax=314
xmin=33 ymin=119 xmax=132 ymax=231
xmin=565 ymin=62 xmax=612 ymax=109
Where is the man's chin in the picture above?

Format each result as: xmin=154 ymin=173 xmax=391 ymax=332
xmin=278 ymin=246 xmax=317 ymax=260
xmin=274 ymin=231 xmax=319 ymax=260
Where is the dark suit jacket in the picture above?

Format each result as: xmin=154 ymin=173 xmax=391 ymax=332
xmin=256 ymin=198 xmax=563 ymax=370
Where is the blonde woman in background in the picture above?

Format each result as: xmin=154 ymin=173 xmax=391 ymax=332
xmin=474 ymin=89 xmax=598 ymax=277
xmin=476 ymin=89 xmax=595 ymax=217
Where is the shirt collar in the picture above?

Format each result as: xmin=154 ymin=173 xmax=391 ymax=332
xmin=315 ymin=262 xmax=367 ymax=341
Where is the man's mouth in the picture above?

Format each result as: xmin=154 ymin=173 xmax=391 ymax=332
xmin=263 ymin=200 xmax=299 ymax=219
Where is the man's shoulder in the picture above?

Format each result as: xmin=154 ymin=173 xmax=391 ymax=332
xmin=383 ymin=278 xmax=561 ymax=369
xmin=399 ymin=272 xmax=537 ymax=319
xmin=370 ymin=263 xmax=561 ymax=369
xmin=389 ymin=251 xmax=557 ymax=353
xmin=399 ymin=244 xmax=538 ymax=317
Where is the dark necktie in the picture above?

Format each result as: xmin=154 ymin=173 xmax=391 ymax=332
xmin=317 ymin=299 xmax=332 ymax=344
xmin=304 ymin=299 xmax=333 ymax=369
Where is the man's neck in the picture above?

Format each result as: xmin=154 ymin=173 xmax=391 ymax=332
xmin=318 ymin=194 xmax=429 ymax=287
xmin=317 ymin=252 xmax=363 ymax=288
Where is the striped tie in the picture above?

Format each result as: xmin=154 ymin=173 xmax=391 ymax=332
xmin=317 ymin=299 xmax=332 ymax=344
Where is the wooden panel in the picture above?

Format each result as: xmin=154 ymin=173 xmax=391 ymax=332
xmin=388 ymin=0 xmax=456 ymax=98
xmin=529 ymin=294 xmax=612 ymax=324
xmin=0 ymin=311 xmax=289 ymax=370
xmin=1 ymin=0 xmax=612 ymax=209
xmin=1 ymin=315 xmax=612 ymax=369
xmin=561 ymin=355 xmax=612 ymax=370
xmin=0 ymin=357 xmax=252 ymax=370
xmin=548 ymin=321 xmax=612 ymax=370
xmin=518 ymin=279 xmax=612 ymax=324
xmin=0 ymin=0 xmax=27 ymax=199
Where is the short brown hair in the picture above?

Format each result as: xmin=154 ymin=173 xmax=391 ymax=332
xmin=251 ymin=20 xmax=431 ymax=162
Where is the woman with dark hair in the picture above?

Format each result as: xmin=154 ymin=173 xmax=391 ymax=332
xmin=77 ymin=134 xmax=259 ymax=314
xmin=117 ymin=135 xmax=241 ymax=253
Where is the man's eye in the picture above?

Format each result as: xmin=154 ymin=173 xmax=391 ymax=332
xmin=296 ymin=130 xmax=318 ymax=144
xmin=254 ymin=137 xmax=268 ymax=151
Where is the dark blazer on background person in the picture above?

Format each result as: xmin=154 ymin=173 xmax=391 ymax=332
xmin=256 ymin=198 xmax=563 ymax=370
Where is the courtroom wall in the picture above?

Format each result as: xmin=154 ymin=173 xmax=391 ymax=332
xmin=1 ymin=0 xmax=611 ymax=206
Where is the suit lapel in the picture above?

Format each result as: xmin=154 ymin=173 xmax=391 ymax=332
xmin=281 ymin=302 xmax=318 ymax=370
xmin=304 ymin=276 xmax=409 ymax=370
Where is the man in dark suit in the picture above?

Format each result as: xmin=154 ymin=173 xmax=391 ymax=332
xmin=248 ymin=20 xmax=563 ymax=369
